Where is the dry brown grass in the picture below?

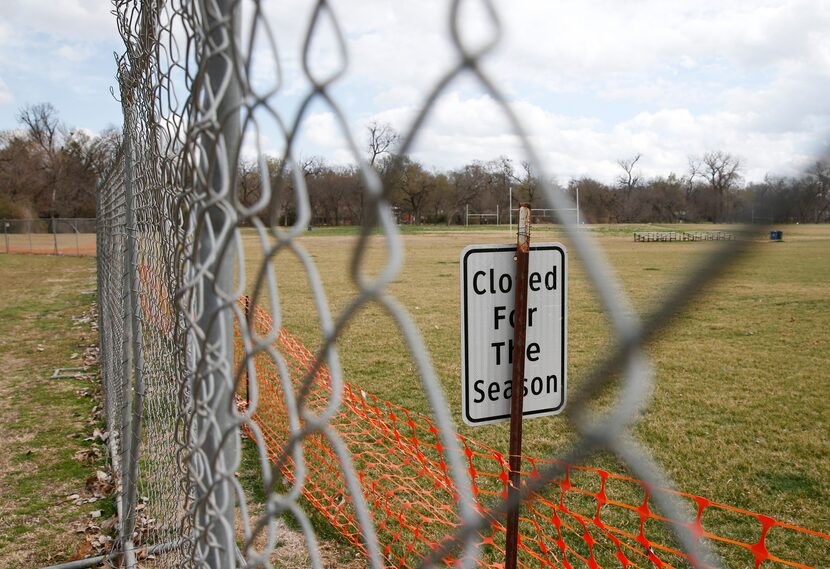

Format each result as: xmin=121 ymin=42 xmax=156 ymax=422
xmin=238 ymin=223 xmax=829 ymax=564
xmin=4 ymin=222 xmax=827 ymax=566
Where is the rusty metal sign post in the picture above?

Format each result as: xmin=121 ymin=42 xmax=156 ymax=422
xmin=505 ymin=203 xmax=531 ymax=569
xmin=459 ymin=201 xmax=567 ymax=562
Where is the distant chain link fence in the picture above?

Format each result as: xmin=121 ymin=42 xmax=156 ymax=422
xmin=92 ymin=1 xmax=830 ymax=568
xmin=0 ymin=218 xmax=96 ymax=255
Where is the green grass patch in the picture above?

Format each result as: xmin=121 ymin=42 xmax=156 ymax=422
xmin=0 ymin=254 xmax=104 ymax=567
xmin=238 ymin=435 xmax=345 ymax=543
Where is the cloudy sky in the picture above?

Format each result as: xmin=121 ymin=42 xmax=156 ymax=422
xmin=1 ymin=0 xmax=829 ymax=183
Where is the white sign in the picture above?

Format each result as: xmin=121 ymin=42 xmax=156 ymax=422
xmin=460 ymin=243 xmax=567 ymax=426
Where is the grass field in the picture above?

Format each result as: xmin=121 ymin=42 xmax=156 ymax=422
xmin=1 ymin=223 xmax=827 ymax=567
xmin=0 ymin=254 xmax=107 ymax=567
xmin=238 ymin=223 xmax=829 ymax=565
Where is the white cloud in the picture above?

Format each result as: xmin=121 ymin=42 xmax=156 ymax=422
xmin=373 ymin=86 xmax=421 ymax=109
xmin=278 ymin=0 xmax=829 ymax=182
xmin=0 ymin=0 xmax=123 ymax=132
xmin=4 ymin=0 xmax=809 ymax=182
xmin=305 ymin=111 xmax=340 ymax=148
xmin=56 ymin=44 xmax=95 ymax=63
xmin=0 ymin=0 xmax=116 ymax=43
xmin=288 ymin=80 xmax=828 ymax=183
xmin=495 ymin=0 xmax=830 ymax=79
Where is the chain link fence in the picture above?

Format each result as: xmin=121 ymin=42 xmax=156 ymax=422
xmin=0 ymin=218 xmax=96 ymax=255
xmin=90 ymin=1 xmax=830 ymax=569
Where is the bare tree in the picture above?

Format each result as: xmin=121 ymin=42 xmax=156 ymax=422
xmin=236 ymin=159 xmax=262 ymax=208
xmin=517 ymin=160 xmax=540 ymax=206
xmin=491 ymin=156 xmax=514 ymax=216
xmin=64 ymin=127 xmax=122 ymax=178
xmin=360 ymin=122 xmax=401 ymax=224
xmin=702 ymin=151 xmax=742 ymax=194
xmin=18 ymin=103 xmax=62 ymax=156
xmin=804 ymin=160 xmax=830 ymax=222
xmin=568 ymin=178 xmax=614 ymax=223
xmin=0 ymin=131 xmax=45 ymax=218
xmin=300 ymin=156 xmax=327 ymax=225
xmin=443 ymin=161 xmax=496 ymax=224
xmin=614 ymin=153 xmax=643 ymax=222
xmin=17 ymin=103 xmax=67 ymax=218
xmin=689 ymin=151 xmax=742 ymax=221
xmin=265 ymin=156 xmax=295 ymax=226
xmin=686 ymin=156 xmax=700 ymax=191
xmin=1 ymin=106 xmax=122 ymax=219
xmin=366 ymin=121 xmax=400 ymax=169
xmin=300 ymin=156 xmax=325 ymax=178
xmin=616 ymin=153 xmax=642 ymax=191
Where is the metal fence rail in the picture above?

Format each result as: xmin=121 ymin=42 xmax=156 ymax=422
xmin=91 ymin=1 xmax=796 ymax=568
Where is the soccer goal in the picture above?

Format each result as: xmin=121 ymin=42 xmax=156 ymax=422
xmin=465 ymin=204 xmax=500 ymax=226
xmin=508 ymin=207 xmax=579 ymax=232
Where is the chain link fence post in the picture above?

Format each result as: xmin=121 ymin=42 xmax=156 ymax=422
xmin=189 ymin=0 xmax=242 ymax=564
xmin=116 ymin=124 xmax=143 ymax=569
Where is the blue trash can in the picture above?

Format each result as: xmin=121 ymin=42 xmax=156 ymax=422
xmin=770 ymin=230 xmax=783 ymax=241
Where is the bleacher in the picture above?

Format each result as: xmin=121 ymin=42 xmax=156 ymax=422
xmin=634 ymin=230 xmax=736 ymax=242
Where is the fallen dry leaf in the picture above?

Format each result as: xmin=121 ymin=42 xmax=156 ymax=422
xmin=100 ymin=517 xmax=118 ymax=531
xmin=74 ymin=447 xmax=102 ymax=462
xmin=69 ymin=541 xmax=95 ymax=561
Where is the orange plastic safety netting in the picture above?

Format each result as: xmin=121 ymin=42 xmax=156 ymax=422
xmin=235 ymin=301 xmax=830 ymax=569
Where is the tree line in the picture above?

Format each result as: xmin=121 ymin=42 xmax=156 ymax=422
xmin=244 ymin=127 xmax=830 ymax=226
xmin=570 ymin=152 xmax=830 ymax=225
xmin=0 ymin=103 xmax=121 ymax=219
xmin=2 ymin=107 xmax=828 ymax=225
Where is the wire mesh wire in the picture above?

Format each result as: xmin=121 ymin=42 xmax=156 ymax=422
xmin=94 ymin=1 xmax=829 ymax=568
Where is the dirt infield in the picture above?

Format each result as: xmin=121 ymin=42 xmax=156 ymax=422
xmin=2 ymin=234 xmax=96 ymax=256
